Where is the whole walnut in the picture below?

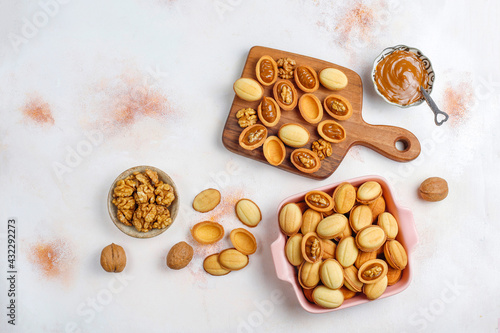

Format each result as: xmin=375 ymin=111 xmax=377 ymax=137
xmin=166 ymin=241 xmax=193 ymax=270
xmin=419 ymin=177 xmax=448 ymax=202
xmin=100 ymin=243 xmax=127 ymax=273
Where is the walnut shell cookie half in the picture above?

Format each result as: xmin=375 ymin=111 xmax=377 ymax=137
xmin=279 ymin=123 xmax=310 ymax=148
xmin=299 ymin=93 xmax=323 ymax=124
xmin=301 ymin=232 xmax=323 ymax=264
xmin=286 ymin=233 xmax=304 ymax=266
xmin=255 ymin=55 xmax=278 ymax=86
xmin=387 ymin=267 xmax=403 ymax=286
xmin=295 ymin=201 xmax=309 ymax=214
xmin=318 ymin=120 xmax=346 ymax=143
xmin=233 ymin=78 xmax=263 ymax=102
xmin=312 ymin=286 xmax=344 ymax=309
xmin=336 ymin=236 xmax=359 ymax=268
xmin=333 ymin=222 xmax=353 ymax=242
xmin=294 ymin=65 xmax=319 ymax=93
xmin=239 ymin=124 xmax=268 ymax=150
xmin=343 ymin=265 xmax=363 ymax=293
xmin=291 ymin=149 xmax=321 ymax=174
xmin=316 ymin=214 xmax=348 ymax=240
xmin=321 ymin=239 xmax=336 ymax=260
xmin=299 ymin=261 xmax=322 ymax=289
xmin=323 ymin=94 xmax=353 ymax=121
xmin=258 ymin=97 xmax=280 ymax=127
xmin=357 ymin=259 xmax=388 ymax=285
xmin=339 ymin=286 xmax=357 ymax=300
xmin=377 ymin=212 xmax=399 ymax=240
xmin=356 ymin=181 xmax=383 ymax=204
xmin=368 ymin=196 xmax=386 ymax=222
xmin=384 ymin=240 xmax=408 ymax=270
xmin=332 ymin=182 xmax=356 ymax=214
xmin=363 ymin=275 xmax=388 ymax=300
xmin=218 ymin=248 xmax=249 ymax=271
xmin=192 ymin=188 xmax=221 ymax=213
xmin=304 ymin=190 xmax=334 ymax=212
xmin=191 ymin=221 xmax=224 ymax=245
xmin=349 ymin=205 xmax=373 ymax=233
xmin=320 ymin=259 xmax=344 ymax=290
xmin=279 ymin=203 xmax=303 ymax=236
xmin=263 ymin=136 xmax=286 ymax=166
xmin=235 ymin=199 xmax=262 ymax=228
xmin=273 ymin=79 xmax=298 ymax=111
xmin=301 ymin=208 xmax=322 ymax=234
xmin=230 ymin=228 xmax=257 ymax=255
xmin=319 ymin=67 xmax=348 ymax=91
xmin=355 ymin=225 xmax=387 ymax=252
xmin=203 ymin=253 xmax=231 ymax=276
xmin=355 ymin=251 xmax=377 ymax=269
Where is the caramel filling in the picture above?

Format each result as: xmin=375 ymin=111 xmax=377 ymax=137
xmin=297 ymin=66 xmax=315 ymax=89
xmin=261 ymin=97 xmax=276 ymax=123
xmin=277 ymin=82 xmax=293 ymax=105
xmin=362 ymin=264 xmax=383 ymax=280
xmin=243 ymin=127 xmax=265 ymax=145
xmin=326 ymin=97 xmax=348 ymax=116
xmin=293 ymin=151 xmax=316 ymax=169
xmin=374 ymin=50 xmax=429 ymax=106
xmin=259 ymin=59 xmax=275 ymax=83
xmin=322 ymin=123 xmax=344 ymax=140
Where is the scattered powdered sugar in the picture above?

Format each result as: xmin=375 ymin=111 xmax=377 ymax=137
xmin=27 ymin=238 xmax=74 ymax=282
xmin=91 ymin=69 xmax=173 ymax=129
xmin=436 ymin=72 xmax=481 ymax=179
xmin=22 ymin=95 xmax=54 ymax=126
xmin=347 ymin=146 xmax=365 ymax=162
xmin=442 ymin=79 xmax=475 ymax=128
xmin=315 ymin=0 xmax=393 ymax=53
xmin=77 ymin=65 xmax=181 ymax=142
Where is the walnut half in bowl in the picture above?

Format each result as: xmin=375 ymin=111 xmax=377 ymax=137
xmin=107 ymin=166 xmax=179 ymax=239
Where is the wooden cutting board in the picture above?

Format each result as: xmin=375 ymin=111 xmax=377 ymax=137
xmin=222 ymin=46 xmax=421 ymax=180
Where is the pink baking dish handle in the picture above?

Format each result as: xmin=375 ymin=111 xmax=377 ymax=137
xmin=271 ymin=238 xmax=289 ymax=282
xmin=399 ymin=206 xmax=419 ymax=253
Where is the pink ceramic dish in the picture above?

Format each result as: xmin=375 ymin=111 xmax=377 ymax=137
xmin=270 ymin=175 xmax=418 ymax=313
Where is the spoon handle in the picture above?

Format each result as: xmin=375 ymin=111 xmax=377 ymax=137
xmin=420 ymin=86 xmax=449 ymax=126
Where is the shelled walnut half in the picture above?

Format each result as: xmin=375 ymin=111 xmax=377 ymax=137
xmin=277 ymin=57 xmax=296 ymax=79
xmin=312 ymin=139 xmax=332 ymax=160
xmin=236 ymin=108 xmax=257 ymax=128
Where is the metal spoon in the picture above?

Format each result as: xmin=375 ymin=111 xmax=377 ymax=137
xmin=420 ymin=86 xmax=449 ymax=126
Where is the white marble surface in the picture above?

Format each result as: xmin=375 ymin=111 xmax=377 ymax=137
xmin=0 ymin=0 xmax=499 ymax=332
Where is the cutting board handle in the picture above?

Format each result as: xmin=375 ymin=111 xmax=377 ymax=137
xmin=354 ymin=123 xmax=421 ymax=162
